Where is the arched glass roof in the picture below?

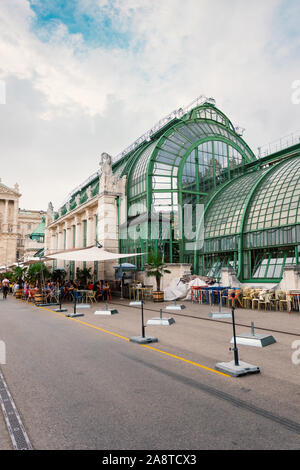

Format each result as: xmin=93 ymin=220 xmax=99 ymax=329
xmin=245 ymin=157 xmax=300 ymax=231
xmin=128 ymin=141 xmax=158 ymax=198
xmin=150 ymin=119 xmax=255 ymax=178
xmin=203 ymin=155 xmax=300 ymax=240
xmin=204 ymin=169 xmax=267 ymax=239
xmin=189 ymin=104 xmax=235 ymax=131
xmin=113 ymin=104 xmax=256 ymax=199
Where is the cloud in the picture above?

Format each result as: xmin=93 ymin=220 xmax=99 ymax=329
xmin=0 ymin=0 xmax=299 ymax=210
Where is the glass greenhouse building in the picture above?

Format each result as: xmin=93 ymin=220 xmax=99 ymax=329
xmin=52 ymin=99 xmax=300 ymax=283
xmin=112 ymin=101 xmax=300 ymax=283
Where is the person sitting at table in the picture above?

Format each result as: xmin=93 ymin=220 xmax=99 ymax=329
xmin=87 ymin=281 xmax=94 ymax=290
xmin=92 ymin=281 xmax=102 ymax=301
xmin=102 ymin=282 xmax=110 ymax=300
xmin=45 ymin=282 xmax=54 ymax=303
xmin=93 ymin=281 xmax=100 ymax=292
xmin=73 ymin=289 xmax=83 ymax=304
xmin=24 ymin=284 xmax=30 ymax=299
xmin=67 ymin=282 xmax=74 ymax=300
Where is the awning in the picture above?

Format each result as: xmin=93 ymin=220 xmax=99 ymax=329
xmin=114 ymin=263 xmax=137 ymax=270
xmin=45 ymin=246 xmax=143 ymax=262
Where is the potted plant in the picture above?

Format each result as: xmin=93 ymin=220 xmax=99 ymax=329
xmin=76 ymin=267 xmax=92 ymax=287
xmin=52 ymin=268 xmax=67 ymax=283
xmin=26 ymin=262 xmax=50 ymax=302
xmin=145 ymin=252 xmax=170 ymax=302
xmin=12 ymin=266 xmax=27 ymax=298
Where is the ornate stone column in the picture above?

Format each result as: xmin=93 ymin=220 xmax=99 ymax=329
xmin=74 ymin=216 xmax=82 ymax=249
xmin=66 ymin=222 xmax=72 ymax=250
xmin=57 ymin=225 xmax=64 ymax=268
xmin=97 ymin=152 xmax=126 ymax=280
xmin=13 ymin=201 xmax=18 ymax=233
xmin=3 ymin=199 xmax=9 ymax=232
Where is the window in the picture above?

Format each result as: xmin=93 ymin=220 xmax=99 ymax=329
xmin=83 ymin=220 xmax=87 ymax=247
xmin=72 ymin=225 xmax=76 ymax=248
xmin=251 ymin=250 xmax=296 ymax=279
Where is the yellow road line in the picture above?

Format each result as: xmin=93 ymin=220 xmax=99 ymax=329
xmin=141 ymin=344 xmax=230 ymax=377
xmin=22 ymin=300 xmax=230 ymax=378
xmin=39 ymin=305 xmax=130 ymax=341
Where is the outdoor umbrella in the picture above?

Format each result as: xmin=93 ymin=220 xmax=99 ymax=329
xmin=45 ymin=246 xmax=143 ymax=262
xmin=114 ymin=263 xmax=137 ymax=270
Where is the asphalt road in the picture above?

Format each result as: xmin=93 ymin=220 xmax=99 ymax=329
xmin=0 ymin=297 xmax=299 ymax=450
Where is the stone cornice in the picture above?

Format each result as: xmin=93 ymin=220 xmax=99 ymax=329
xmin=47 ymin=196 xmax=98 ymax=228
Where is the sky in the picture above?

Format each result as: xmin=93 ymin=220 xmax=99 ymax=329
xmin=0 ymin=0 xmax=299 ymax=210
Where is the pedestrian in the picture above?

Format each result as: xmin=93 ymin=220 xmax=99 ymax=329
xmin=2 ymin=278 xmax=10 ymax=299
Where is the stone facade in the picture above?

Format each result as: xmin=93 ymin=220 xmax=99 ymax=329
xmin=97 ymin=153 xmax=126 ymax=279
xmin=0 ymin=181 xmax=45 ymax=267
xmin=0 ymin=181 xmax=21 ymax=267
xmin=18 ymin=210 xmax=46 ymax=261
xmin=279 ymin=265 xmax=300 ymax=291
xmin=45 ymin=153 xmax=127 ymax=281
xmin=220 ymin=267 xmax=241 ymax=287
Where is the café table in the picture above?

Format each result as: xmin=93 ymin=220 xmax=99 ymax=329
xmin=76 ymin=290 xmax=90 ymax=302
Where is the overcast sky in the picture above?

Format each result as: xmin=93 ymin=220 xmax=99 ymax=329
xmin=0 ymin=0 xmax=299 ymax=211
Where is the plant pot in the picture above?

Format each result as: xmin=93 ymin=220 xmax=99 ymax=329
xmin=34 ymin=293 xmax=45 ymax=304
xmin=15 ymin=289 xmax=23 ymax=299
xmin=152 ymin=291 xmax=164 ymax=302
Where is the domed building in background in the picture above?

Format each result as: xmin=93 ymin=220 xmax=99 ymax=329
xmin=45 ymin=97 xmax=300 ymax=287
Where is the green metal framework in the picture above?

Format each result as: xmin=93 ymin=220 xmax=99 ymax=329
xmin=194 ymin=155 xmax=300 ymax=281
xmin=113 ymin=102 xmax=300 ymax=282
xmin=53 ymin=100 xmax=300 ymax=283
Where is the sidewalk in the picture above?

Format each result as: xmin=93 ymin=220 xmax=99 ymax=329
xmin=31 ymin=296 xmax=300 ymax=387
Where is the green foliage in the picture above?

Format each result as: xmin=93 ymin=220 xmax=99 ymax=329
xmin=76 ymin=267 xmax=92 ymax=286
xmin=145 ymin=252 xmax=171 ymax=292
xmin=25 ymin=263 xmax=51 ymax=285
xmin=52 ymin=268 xmax=67 ymax=283
xmin=1 ymin=272 xmax=12 ymax=281
xmin=11 ymin=266 xmax=27 ymax=287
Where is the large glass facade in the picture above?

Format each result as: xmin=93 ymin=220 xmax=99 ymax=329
xmin=111 ymin=102 xmax=300 ymax=282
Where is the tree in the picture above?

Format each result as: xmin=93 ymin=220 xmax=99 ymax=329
xmin=145 ymin=252 xmax=171 ymax=292
xmin=25 ymin=263 xmax=50 ymax=286
xmin=12 ymin=266 xmax=27 ymax=288
xmin=76 ymin=267 xmax=92 ymax=286
xmin=52 ymin=268 xmax=66 ymax=283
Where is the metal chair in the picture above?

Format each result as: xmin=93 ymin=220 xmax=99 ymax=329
xmin=87 ymin=291 xmax=96 ymax=303
xmin=73 ymin=290 xmax=83 ymax=304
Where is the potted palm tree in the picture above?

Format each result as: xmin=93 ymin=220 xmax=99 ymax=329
xmin=26 ymin=262 xmax=51 ymax=302
xmin=12 ymin=266 xmax=27 ymax=299
xmin=76 ymin=267 xmax=92 ymax=287
xmin=145 ymin=252 xmax=170 ymax=302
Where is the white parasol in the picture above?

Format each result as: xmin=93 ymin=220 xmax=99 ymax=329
xmin=44 ymin=245 xmax=143 ymax=262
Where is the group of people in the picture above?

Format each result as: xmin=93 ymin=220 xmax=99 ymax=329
xmin=1 ymin=278 xmax=111 ymax=302
xmin=59 ymin=280 xmax=111 ymax=302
